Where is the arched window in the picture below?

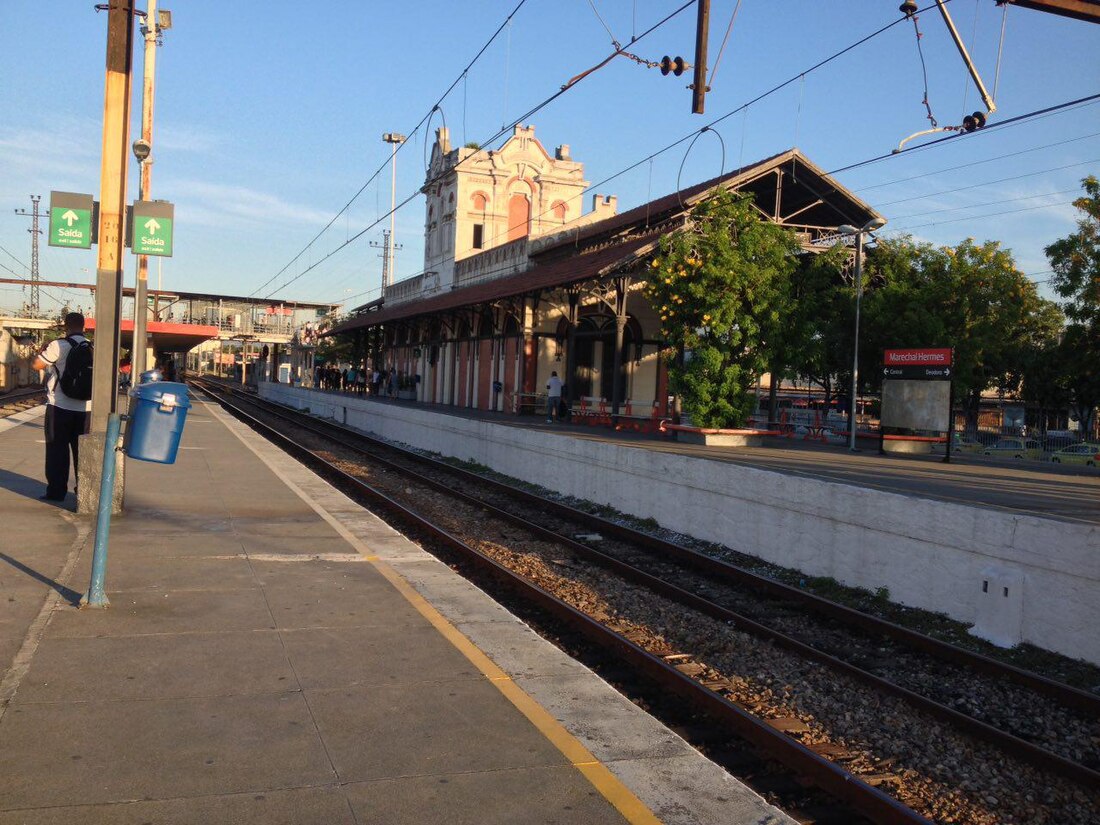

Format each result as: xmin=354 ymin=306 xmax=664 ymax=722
xmin=477 ymin=308 xmax=495 ymax=338
xmin=551 ymin=200 xmax=567 ymax=222
xmin=472 ymin=192 xmax=489 ymax=211
xmin=507 ymin=195 xmax=530 ymax=242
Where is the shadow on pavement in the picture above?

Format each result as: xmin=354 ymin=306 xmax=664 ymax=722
xmin=0 ymin=552 xmax=81 ymax=606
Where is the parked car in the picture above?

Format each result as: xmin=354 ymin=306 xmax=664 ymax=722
xmin=982 ymin=438 xmax=1043 ymax=460
xmin=950 ymin=433 xmax=984 ymax=453
xmin=1049 ymin=442 xmax=1100 ymax=467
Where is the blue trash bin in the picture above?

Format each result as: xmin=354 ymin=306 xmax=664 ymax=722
xmin=139 ymin=369 xmax=162 ymax=384
xmin=126 ymin=382 xmax=191 ymax=464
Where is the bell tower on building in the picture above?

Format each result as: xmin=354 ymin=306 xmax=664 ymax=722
xmin=420 ymin=124 xmax=615 ymax=294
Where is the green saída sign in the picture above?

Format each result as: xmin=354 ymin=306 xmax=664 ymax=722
xmin=48 ymin=191 xmax=94 ymax=249
xmin=132 ymin=199 xmax=174 ymax=257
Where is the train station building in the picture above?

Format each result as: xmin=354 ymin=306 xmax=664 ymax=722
xmin=328 ymin=125 xmax=881 ymax=422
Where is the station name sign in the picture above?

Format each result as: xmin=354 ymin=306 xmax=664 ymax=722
xmin=883 ymin=348 xmax=953 ymax=380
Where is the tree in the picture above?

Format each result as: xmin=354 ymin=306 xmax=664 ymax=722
xmin=861 ymin=236 xmax=1055 ymax=431
xmin=644 ymin=190 xmax=798 ymax=428
xmin=765 ymin=243 xmax=848 ymax=423
xmin=1045 ymin=176 xmax=1100 ymax=435
xmin=1046 ymin=176 xmax=1100 ymax=327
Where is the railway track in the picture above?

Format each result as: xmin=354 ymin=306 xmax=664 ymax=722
xmin=0 ymin=388 xmax=45 ymax=419
xmin=193 ymin=378 xmax=1099 ymax=825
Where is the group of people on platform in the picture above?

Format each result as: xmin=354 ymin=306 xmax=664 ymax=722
xmin=313 ymin=364 xmax=407 ymax=399
xmin=294 ymin=321 xmax=326 ymax=346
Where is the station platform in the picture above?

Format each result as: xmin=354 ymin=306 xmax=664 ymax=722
xmin=299 ymin=387 xmax=1100 ymax=525
xmin=0 ymin=401 xmax=791 ymax=824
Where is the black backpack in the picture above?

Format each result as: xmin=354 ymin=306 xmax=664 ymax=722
xmin=58 ymin=336 xmax=94 ymax=401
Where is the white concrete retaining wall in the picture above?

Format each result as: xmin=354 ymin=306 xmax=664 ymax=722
xmin=260 ymin=382 xmax=1100 ymax=666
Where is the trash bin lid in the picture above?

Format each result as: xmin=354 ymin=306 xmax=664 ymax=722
xmin=134 ymin=380 xmax=192 ymax=408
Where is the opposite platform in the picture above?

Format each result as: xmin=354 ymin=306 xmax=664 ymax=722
xmin=0 ymin=400 xmax=791 ymax=825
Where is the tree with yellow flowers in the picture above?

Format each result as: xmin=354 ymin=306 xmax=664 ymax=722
xmin=644 ymin=189 xmax=799 ymax=428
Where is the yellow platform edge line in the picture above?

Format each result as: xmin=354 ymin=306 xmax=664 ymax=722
xmin=367 ymin=556 xmax=662 ymax=825
xmin=209 ymin=401 xmax=662 ymax=825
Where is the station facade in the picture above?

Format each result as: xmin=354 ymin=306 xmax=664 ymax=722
xmin=329 ymin=126 xmax=881 ymax=421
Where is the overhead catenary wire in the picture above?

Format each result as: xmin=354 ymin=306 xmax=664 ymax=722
xmin=267 ymin=0 xmax=697 ymax=301
xmin=247 ymin=0 xmax=532 ymax=300
xmin=0 ymin=244 xmax=29 ymax=271
xmin=707 ymin=0 xmax=743 ymax=91
xmin=889 ymin=199 xmax=1073 ymax=231
xmin=874 ymin=158 xmax=1100 ymax=207
xmin=361 ymin=0 xmax=949 ymax=273
xmin=587 ymin=0 xmax=618 ymax=47
xmin=828 ymin=93 xmax=1100 ymax=176
xmin=992 ymin=1 xmax=1010 ymax=102
xmin=853 ymin=130 xmax=1100 ymax=192
xmin=324 ymin=2 xmax=1084 ymax=306
xmin=889 ymin=186 xmax=1080 ymax=221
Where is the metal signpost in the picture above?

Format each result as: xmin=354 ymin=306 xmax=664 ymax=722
xmin=47 ymin=191 xmax=95 ymax=250
xmin=880 ymin=348 xmax=955 ymax=462
xmin=131 ymin=199 xmax=174 ymax=257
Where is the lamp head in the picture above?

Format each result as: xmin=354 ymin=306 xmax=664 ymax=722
xmin=132 ymin=139 xmax=151 ymax=162
xmin=837 ymin=224 xmax=857 ymax=236
xmin=864 ymin=217 xmax=887 ymax=232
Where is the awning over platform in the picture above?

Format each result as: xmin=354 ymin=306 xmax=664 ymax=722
xmin=329 ymin=234 xmax=656 ymax=334
xmin=85 ymin=319 xmax=220 ymax=353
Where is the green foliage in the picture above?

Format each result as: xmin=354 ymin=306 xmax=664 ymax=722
xmin=770 ymin=243 xmax=849 ymax=399
xmin=1044 ymin=176 xmax=1100 ymax=433
xmin=316 ymin=334 xmax=355 ymax=365
xmin=644 ymin=190 xmax=798 ymax=428
xmin=1046 ymin=176 xmax=1100 ymax=327
xmin=860 ymin=236 xmax=1061 ymax=420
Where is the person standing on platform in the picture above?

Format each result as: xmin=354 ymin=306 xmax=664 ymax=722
xmin=546 ymin=370 xmax=563 ymax=424
xmin=32 ymin=312 xmax=92 ymax=502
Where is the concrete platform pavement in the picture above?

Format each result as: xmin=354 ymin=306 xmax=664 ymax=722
xmin=0 ymin=400 xmax=791 ymax=825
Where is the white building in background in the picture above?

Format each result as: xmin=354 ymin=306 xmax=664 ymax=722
xmin=386 ymin=124 xmax=618 ymax=305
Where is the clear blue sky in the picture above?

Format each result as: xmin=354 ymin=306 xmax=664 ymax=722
xmin=1 ymin=0 xmax=1097 ymax=315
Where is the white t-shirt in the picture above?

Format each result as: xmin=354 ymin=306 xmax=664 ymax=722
xmin=41 ymin=335 xmax=92 ymax=413
xmin=546 ymin=375 xmax=564 ymax=398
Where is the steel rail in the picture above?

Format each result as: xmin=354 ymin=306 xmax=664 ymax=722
xmin=193 ymin=379 xmax=1100 ymax=789
xmin=201 ymin=381 xmax=1099 ymax=713
xmin=0 ymin=387 xmax=46 ymax=402
xmin=194 ymin=379 xmax=934 ymax=825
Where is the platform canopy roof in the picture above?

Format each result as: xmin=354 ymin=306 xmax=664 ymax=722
xmin=85 ymin=318 xmax=220 ymax=353
xmin=328 ymin=148 xmax=882 ymax=336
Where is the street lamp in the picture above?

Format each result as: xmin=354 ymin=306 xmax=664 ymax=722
xmin=131 ymin=0 xmax=170 ymax=382
xmin=382 ymin=132 xmax=406 ymax=293
xmin=837 ymin=216 xmax=887 ymax=452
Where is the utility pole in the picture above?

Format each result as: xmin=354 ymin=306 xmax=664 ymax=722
xmin=369 ymin=229 xmax=402 ymax=294
xmin=691 ymin=0 xmax=711 ymax=114
xmin=132 ymin=0 xmax=169 ymax=381
xmin=382 ymin=133 xmax=406 ymax=292
xmin=13 ymin=195 xmax=45 ymax=314
xmin=80 ymin=0 xmax=136 ymax=517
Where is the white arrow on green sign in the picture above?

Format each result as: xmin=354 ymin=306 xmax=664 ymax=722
xmin=132 ymin=199 xmax=174 ymax=257
xmin=48 ymin=191 xmax=94 ymax=249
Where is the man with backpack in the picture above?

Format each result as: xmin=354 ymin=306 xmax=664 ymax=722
xmin=32 ymin=313 xmax=92 ymax=502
